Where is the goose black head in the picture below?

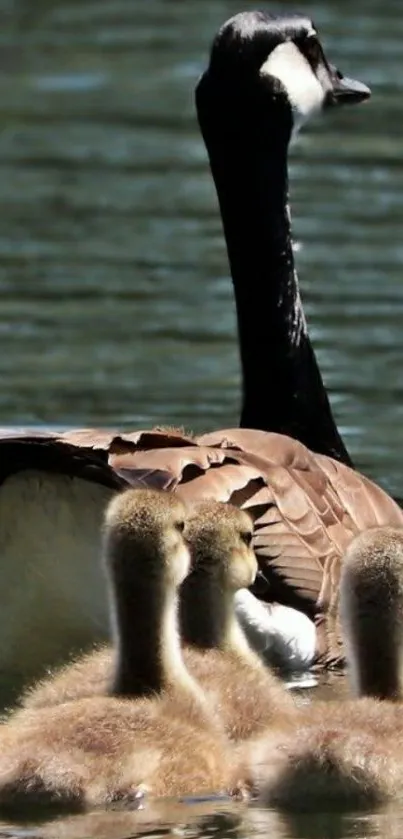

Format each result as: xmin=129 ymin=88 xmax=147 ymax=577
xmin=197 ymin=11 xmax=370 ymax=144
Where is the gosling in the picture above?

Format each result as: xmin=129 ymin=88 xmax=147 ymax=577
xmin=248 ymin=526 xmax=403 ymax=809
xmin=21 ymin=501 xmax=295 ymax=741
xmin=0 ymin=489 xmax=244 ymax=810
xmin=180 ymin=501 xmax=296 ymax=740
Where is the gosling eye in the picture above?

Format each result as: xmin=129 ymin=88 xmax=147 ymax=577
xmin=241 ymin=531 xmax=253 ymax=547
xmin=176 ymin=521 xmax=185 ymax=533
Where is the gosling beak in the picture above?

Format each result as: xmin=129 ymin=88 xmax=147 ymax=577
xmin=328 ymin=65 xmax=371 ymax=106
xmin=253 ymin=567 xmax=270 ymax=595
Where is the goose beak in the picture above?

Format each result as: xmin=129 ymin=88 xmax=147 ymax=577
xmin=328 ymin=66 xmax=371 ymax=105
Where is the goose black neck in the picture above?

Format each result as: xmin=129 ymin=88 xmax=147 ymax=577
xmin=196 ymin=71 xmax=352 ymax=466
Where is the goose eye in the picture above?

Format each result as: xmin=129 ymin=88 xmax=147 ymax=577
xmin=241 ymin=531 xmax=253 ymax=547
xmin=176 ymin=520 xmax=185 ymax=533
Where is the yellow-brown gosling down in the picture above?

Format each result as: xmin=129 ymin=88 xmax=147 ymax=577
xmin=180 ymin=501 xmax=296 ymax=740
xmin=21 ymin=501 xmax=296 ymax=742
xmin=0 ymin=489 xmax=245 ymax=810
xmin=247 ymin=526 xmax=403 ymax=809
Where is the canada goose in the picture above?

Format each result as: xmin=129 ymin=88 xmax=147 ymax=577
xmin=0 ymin=488 xmax=244 ymax=809
xmin=0 ymin=12 xmax=383 ymax=693
xmin=248 ymin=526 xmax=403 ymax=809
xmin=194 ymin=10 xmax=369 ymax=461
xmin=21 ymin=501 xmax=296 ymax=741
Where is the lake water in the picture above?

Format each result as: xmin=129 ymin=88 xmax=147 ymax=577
xmin=0 ymin=0 xmax=402 ymax=836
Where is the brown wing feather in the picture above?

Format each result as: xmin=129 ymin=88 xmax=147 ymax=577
xmin=0 ymin=425 xmax=401 ymax=667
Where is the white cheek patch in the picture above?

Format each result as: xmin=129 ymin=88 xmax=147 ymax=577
xmin=260 ymin=41 xmax=325 ymax=137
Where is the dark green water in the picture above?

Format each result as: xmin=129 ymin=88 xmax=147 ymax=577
xmin=0 ymin=0 xmax=402 ymax=836
xmin=2 ymin=0 xmax=403 ymax=496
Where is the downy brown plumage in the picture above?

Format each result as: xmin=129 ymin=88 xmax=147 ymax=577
xmin=0 ymin=489 xmax=244 ymax=809
xmin=22 ymin=501 xmax=296 ymax=741
xmin=247 ymin=526 xmax=403 ymax=809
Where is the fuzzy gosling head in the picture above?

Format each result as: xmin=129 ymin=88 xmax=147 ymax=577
xmin=104 ymin=488 xmax=190 ymax=588
xmin=184 ymin=501 xmax=256 ymax=590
